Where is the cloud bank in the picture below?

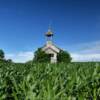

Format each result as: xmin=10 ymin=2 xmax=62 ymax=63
xmin=6 ymin=51 xmax=33 ymax=63
xmin=5 ymin=41 xmax=100 ymax=62
xmin=71 ymin=41 xmax=100 ymax=62
xmin=71 ymin=53 xmax=100 ymax=62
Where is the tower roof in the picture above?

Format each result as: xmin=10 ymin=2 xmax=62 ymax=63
xmin=45 ymin=28 xmax=53 ymax=37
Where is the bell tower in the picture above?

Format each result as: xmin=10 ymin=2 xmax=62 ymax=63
xmin=42 ymin=27 xmax=60 ymax=63
xmin=45 ymin=27 xmax=53 ymax=45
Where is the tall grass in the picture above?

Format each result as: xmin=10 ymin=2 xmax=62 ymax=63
xmin=0 ymin=61 xmax=100 ymax=99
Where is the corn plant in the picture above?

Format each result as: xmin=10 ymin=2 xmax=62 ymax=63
xmin=0 ymin=61 xmax=100 ymax=99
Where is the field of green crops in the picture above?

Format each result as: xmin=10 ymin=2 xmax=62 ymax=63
xmin=0 ymin=60 xmax=100 ymax=100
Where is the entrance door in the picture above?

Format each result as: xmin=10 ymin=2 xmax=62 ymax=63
xmin=48 ymin=54 xmax=54 ymax=62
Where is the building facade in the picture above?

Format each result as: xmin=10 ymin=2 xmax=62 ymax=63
xmin=42 ymin=28 xmax=60 ymax=63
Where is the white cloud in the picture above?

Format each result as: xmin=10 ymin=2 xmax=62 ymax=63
xmin=6 ymin=51 xmax=33 ymax=63
xmin=78 ymin=41 xmax=100 ymax=54
xmin=5 ymin=41 xmax=100 ymax=62
xmin=71 ymin=40 xmax=100 ymax=62
xmin=71 ymin=53 xmax=100 ymax=62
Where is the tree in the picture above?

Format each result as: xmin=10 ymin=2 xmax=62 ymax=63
xmin=7 ymin=59 xmax=13 ymax=63
xmin=0 ymin=49 xmax=5 ymax=59
xmin=33 ymin=48 xmax=50 ymax=63
xmin=57 ymin=50 xmax=71 ymax=63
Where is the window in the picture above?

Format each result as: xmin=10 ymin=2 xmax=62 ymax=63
xmin=49 ymin=54 xmax=54 ymax=57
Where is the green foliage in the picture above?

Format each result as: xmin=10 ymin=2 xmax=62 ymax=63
xmin=6 ymin=59 xmax=13 ymax=63
xmin=33 ymin=48 xmax=71 ymax=63
xmin=33 ymin=48 xmax=50 ymax=63
xmin=57 ymin=50 xmax=72 ymax=63
xmin=0 ymin=61 xmax=100 ymax=99
xmin=0 ymin=49 xmax=5 ymax=59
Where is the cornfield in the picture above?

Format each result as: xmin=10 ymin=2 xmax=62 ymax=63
xmin=0 ymin=61 xmax=100 ymax=100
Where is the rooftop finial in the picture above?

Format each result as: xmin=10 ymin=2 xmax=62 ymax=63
xmin=46 ymin=24 xmax=53 ymax=37
xmin=48 ymin=22 xmax=52 ymax=31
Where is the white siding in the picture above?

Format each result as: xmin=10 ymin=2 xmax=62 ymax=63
xmin=42 ymin=42 xmax=60 ymax=63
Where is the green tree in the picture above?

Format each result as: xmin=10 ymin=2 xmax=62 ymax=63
xmin=7 ymin=59 xmax=13 ymax=63
xmin=33 ymin=48 xmax=50 ymax=63
xmin=57 ymin=50 xmax=71 ymax=63
xmin=0 ymin=49 xmax=5 ymax=59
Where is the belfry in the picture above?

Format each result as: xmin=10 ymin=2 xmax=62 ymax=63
xmin=42 ymin=28 xmax=60 ymax=63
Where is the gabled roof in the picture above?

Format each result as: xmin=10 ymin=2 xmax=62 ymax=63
xmin=42 ymin=43 xmax=60 ymax=53
xmin=44 ymin=47 xmax=59 ymax=53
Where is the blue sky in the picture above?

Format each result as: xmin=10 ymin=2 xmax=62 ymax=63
xmin=0 ymin=0 xmax=100 ymax=62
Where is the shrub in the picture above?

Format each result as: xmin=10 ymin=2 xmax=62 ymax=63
xmin=57 ymin=50 xmax=72 ymax=63
xmin=33 ymin=48 xmax=50 ymax=63
xmin=0 ymin=49 xmax=5 ymax=59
